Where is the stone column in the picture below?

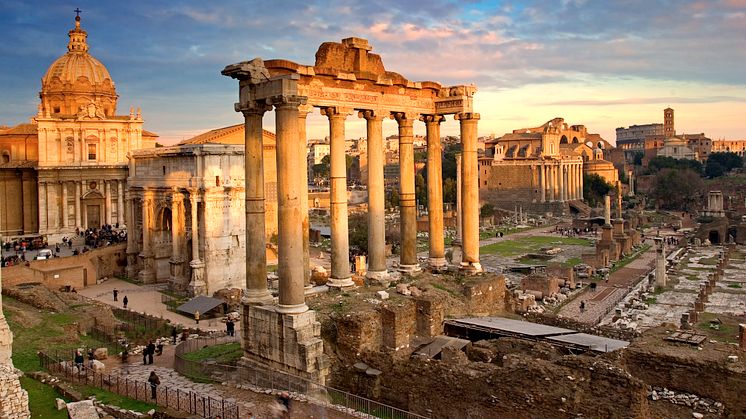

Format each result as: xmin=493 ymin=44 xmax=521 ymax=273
xmin=539 ymin=164 xmax=546 ymax=203
xmin=578 ymin=164 xmax=584 ymax=200
xmin=274 ymin=95 xmax=310 ymax=313
xmin=455 ymin=153 xmax=462 ymax=244
xmin=38 ymin=182 xmax=47 ymax=233
xmin=604 ymin=195 xmax=611 ymax=226
xmin=61 ymin=182 xmax=69 ymax=229
xmin=423 ymin=115 xmax=447 ymax=270
xmin=559 ymin=165 xmax=565 ymax=202
xmin=457 ymin=112 xmax=482 ymax=273
xmin=169 ymin=190 xmax=183 ymax=288
xmin=81 ymin=181 xmax=88 ymax=228
xmin=138 ymin=193 xmax=155 ymax=283
xmin=655 ymin=237 xmax=667 ymax=287
xmin=125 ymin=192 xmax=139 ymax=279
xmin=75 ymin=181 xmax=82 ymax=228
xmin=241 ymin=104 xmax=273 ymax=304
xmin=628 ymin=170 xmax=635 ymax=197
xmin=298 ymin=105 xmax=312 ymax=288
xmin=104 ymin=180 xmax=112 ymax=226
xmin=117 ymin=180 xmax=125 ymax=226
xmin=394 ymin=112 xmax=419 ymax=273
xmin=188 ymin=189 xmax=206 ymax=295
xmin=322 ymin=107 xmax=354 ymax=288
xmin=361 ymin=110 xmax=388 ymax=281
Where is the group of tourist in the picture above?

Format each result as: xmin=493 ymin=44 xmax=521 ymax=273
xmin=81 ymin=224 xmax=127 ymax=248
xmin=555 ymin=226 xmax=598 ymax=237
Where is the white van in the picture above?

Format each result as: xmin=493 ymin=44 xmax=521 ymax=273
xmin=35 ymin=249 xmax=53 ymax=260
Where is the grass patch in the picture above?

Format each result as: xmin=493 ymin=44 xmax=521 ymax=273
xmin=727 ymin=283 xmax=743 ymax=289
xmin=182 ymin=342 xmax=243 ymax=365
xmin=645 ymin=297 xmax=657 ymax=305
xmin=562 ymin=257 xmax=582 ymax=268
xmin=74 ymin=384 xmax=156 ymax=412
xmin=21 ymin=376 xmax=70 ymax=419
xmin=694 ymin=312 xmax=739 ymax=343
xmin=480 ymin=235 xmax=593 ymax=256
xmin=431 ymin=282 xmax=460 ymax=297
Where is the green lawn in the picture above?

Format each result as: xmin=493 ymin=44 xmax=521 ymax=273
xmin=75 ymin=384 xmax=156 ymax=412
xmin=610 ymin=244 xmax=652 ymax=273
xmin=21 ymin=376 xmax=69 ymax=419
xmin=480 ymin=236 xmax=593 ymax=257
xmin=182 ymin=342 xmax=243 ymax=365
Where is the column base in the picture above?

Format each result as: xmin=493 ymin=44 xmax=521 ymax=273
xmin=188 ymin=260 xmax=207 ymax=296
xmin=327 ymin=277 xmax=355 ymax=289
xmin=276 ymin=302 xmax=310 ymax=315
xmin=242 ymin=289 xmax=275 ymax=306
xmin=460 ymin=261 xmax=483 ymax=274
xmin=429 ymin=257 xmax=448 ymax=272
xmin=398 ymin=264 xmax=421 ymax=275
xmin=366 ymin=269 xmax=390 ymax=284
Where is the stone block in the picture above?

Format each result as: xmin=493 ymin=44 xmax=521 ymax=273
xmin=55 ymin=398 xmax=67 ymax=410
xmin=66 ymin=400 xmax=98 ymax=419
xmin=93 ymin=347 xmax=108 ymax=360
xmin=414 ymin=295 xmax=445 ymax=337
xmin=376 ymin=290 xmax=390 ymax=300
xmin=381 ymin=301 xmax=416 ymax=353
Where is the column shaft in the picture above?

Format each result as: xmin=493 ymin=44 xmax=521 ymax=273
xmin=458 ymin=113 xmax=481 ymax=272
xmin=105 ymin=180 xmax=112 ymax=225
xmin=395 ymin=113 xmax=419 ymax=271
xmin=75 ymin=181 xmax=81 ymax=228
xmin=424 ymin=115 xmax=446 ymax=269
xmin=540 ymin=164 xmax=546 ymax=203
xmin=61 ymin=182 xmax=69 ymax=228
xmin=455 ymin=153 xmax=462 ymax=243
xmin=190 ymin=193 xmax=200 ymax=261
xmin=275 ymin=97 xmax=309 ymax=313
xmin=117 ymin=180 xmax=125 ymax=226
xmin=298 ymin=107 xmax=311 ymax=288
xmin=242 ymin=107 xmax=272 ymax=304
xmin=39 ymin=182 xmax=47 ymax=232
xmin=559 ymin=165 xmax=565 ymax=202
xmin=362 ymin=111 xmax=387 ymax=280
xmin=323 ymin=107 xmax=354 ymax=287
xmin=141 ymin=196 xmax=151 ymax=255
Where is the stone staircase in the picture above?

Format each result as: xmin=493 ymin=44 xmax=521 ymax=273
xmin=568 ymin=200 xmax=592 ymax=217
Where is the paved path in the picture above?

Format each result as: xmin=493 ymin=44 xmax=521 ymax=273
xmin=557 ymin=242 xmax=657 ymax=323
xmin=78 ymin=278 xmax=231 ymax=332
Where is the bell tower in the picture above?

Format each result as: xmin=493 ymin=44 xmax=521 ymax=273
xmin=663 ymin=107 xmax=674 ymax=138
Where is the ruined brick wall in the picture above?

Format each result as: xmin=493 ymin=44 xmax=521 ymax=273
xmin=0 ymin=363 xmax=30 ymax=418
xmin=462 ymin=275 xmax=506 ymax=316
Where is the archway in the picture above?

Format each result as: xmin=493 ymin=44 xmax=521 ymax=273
xmin=572 ymin=137 xmax=579 ymax=143
xmin=81 ymin=190 xmax=104 ymax=229
xmin=708 ymin=230 xmax=720 ymax=244
xmin=560 ymin=135 xmax=568 ymax=144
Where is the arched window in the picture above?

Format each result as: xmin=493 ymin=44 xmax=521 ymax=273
xmin=1 ymin=151 xmax=9 ymax=164
xmin=560 ymin=135 xmax=568 ymax=144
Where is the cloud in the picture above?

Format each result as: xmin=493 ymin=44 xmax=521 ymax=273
xmin=544 ymin=96 xmax=746 ymax=106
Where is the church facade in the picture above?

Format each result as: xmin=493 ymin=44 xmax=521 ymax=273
xmin=0 ymin=14 xmax=156 ymax=240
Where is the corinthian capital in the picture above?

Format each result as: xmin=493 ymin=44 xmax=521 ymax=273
xmin=269 ymin=95 xmax=307 ymax=109
xmin=420 ymin=114 xmax=446 ymax=124
xmin=236 ymin=100 xmax=272 ymax=116
xmin=455 ymin=112 xmax=481 ymax=121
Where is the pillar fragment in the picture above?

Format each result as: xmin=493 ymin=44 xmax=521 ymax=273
xmin=241 ymin=104 xmax=273 ymax=304
xmin=274 ymin=96 xmax=310 ymax=313
xmin=361 ymin=110 xmax=388 ymax=281
xmin=298 ymin=105 xmax=312 ymax=288
xmin=322 ymin=106 xmax=355 ymax=288
xmin=457 ymin=112 xmax=482 ymax=273
xmin=117 ymin=180 xmax=125 ymax=226
xmin=394 ymin=112 xmax=420 ymax=273
xmin=423 ymin=114 xmax=447 ymax=270
xmin=188 ymin=189 xmax=206 ymax=295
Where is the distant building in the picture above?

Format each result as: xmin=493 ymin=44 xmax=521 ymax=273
xmin=615 ymin=123 xmax=664 ymax=151
xmin=712 ymin=139 xmax=746 ymax=156
xmin=657 ymin=136 xmax=698 ymax=160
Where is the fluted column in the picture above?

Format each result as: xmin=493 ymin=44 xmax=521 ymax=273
xmin=559 ymin=165 xmax=565 ymax=202
xmin=299 ymin=105 xmax=312 ymax=288
xmin=75 ymin=181 xmax=81 ymax=228
xmin=322 ymin=106 xmax=354 ymax=288
xmin=125 ymin=192 xmax=139 ymax=279
xmin=274 ymin=96 xmax=309 ymax=313
xmin=241 ymin=104 xmax=273 ymax=304
xmin=104 ymin=180 xmax=112 ymax=225
xmin=394 ymin=112 xmax=419 ymax=273
xmin=540 ymin=164 xmax=546 ymax=203
xmin=361 ymin=110 xmax=388 ymax=281
xmin=423 ymin=115 xmax=446 ymax=270
xmin=578 ymin=164 xmax=584 ymax=200
xmin=188 ymin=189 xmax=206 ymax=295
xmin=138 ymin=193 xmax=155 ymax=283
xmin=549 ymin=165 xmax=556 ymax=201
xmin=81 ymin=181 xmax=88 ymax=228
xmin=117 ymin=180 xmax=125 ymax=226
xmin=39 ymin=182 xmax=47 ymax=233
xmin=457 ymin=112 xmax=482 ymax=272
xmin=61 ymin=181 xmax=69 ymax=229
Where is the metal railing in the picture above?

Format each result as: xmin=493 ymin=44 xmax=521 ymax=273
xmin=175 ymin=336 xmax=430 ymax=419
xmin=39 ymin=350 xmax=238 ymax=419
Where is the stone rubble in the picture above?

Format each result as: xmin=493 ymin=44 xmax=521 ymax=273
xmin=648 ymin=386 xmax=725 ymax=415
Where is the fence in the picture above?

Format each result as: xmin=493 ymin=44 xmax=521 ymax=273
xmin=175 ymin=336 xmax=429 ymax=419
xmin=107 ymin=307 xmax=173 ymax=342
xmin=39 ymin=351 xmax=239 ymax=419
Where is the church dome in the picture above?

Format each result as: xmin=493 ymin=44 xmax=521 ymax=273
xmin=39 ymin=14 xmax=118 ymax=117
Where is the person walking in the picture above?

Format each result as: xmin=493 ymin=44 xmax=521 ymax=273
xmin=147 ymin=340 xmax=156 ymax=365
xmin=148 ymin=371 xmax=160 ymax=400
xmin=226 ymin=319 xmax=235 ymax=337
xmin=171 ymin=326 xmax=178 ymax=344
xmin=142 ymin=344 xmax=149 ymax=365
xmin=122 ymin=295 xmax=128 ymax=309
xmin=113 ymin=288 xmax=118 ymax=301
xmin=87 ymin=348 xmax=95 ymax=369
xmin=74 ymin=350 xmax=84 ymax=373
xmin=194 ymin=310 xmax=200 ymax=325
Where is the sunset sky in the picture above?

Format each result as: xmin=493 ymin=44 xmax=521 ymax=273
xmin=1 ymin=0 xmax=745 ymax=145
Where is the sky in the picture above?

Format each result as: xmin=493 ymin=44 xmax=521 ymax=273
xmin=1 ymin=0 xmax=745 ymax=145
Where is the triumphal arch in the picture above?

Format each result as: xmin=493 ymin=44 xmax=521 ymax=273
xmin=223 ymin=37 xmax=481 ymax=382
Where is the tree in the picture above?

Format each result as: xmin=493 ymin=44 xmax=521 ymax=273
xmin=650 ymin=168 xmax=703 ymax=211
xmin=415 ymin=173 xmax=427 ymax=206
xmin=583 ymin=173 xmax=613 ymax=207
xmin=312 ymin=155 xmax=331 ymax=181
xmin=443 ymin=178 xmax=457 ymax=204
xmin=632 ymin=151 xmax=643 ymax=166
xmin=348 ymin=213 xmax=368 ymax=253
xmin=385 ymin=188 xmax=399 ymax=209
xmin=705 ymin=152 xmax=742 ymax=178
xmin=480 ymin=203 xmax=495 ymax=219
xmin=647 ymin=156 xmax=702 ymax=174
